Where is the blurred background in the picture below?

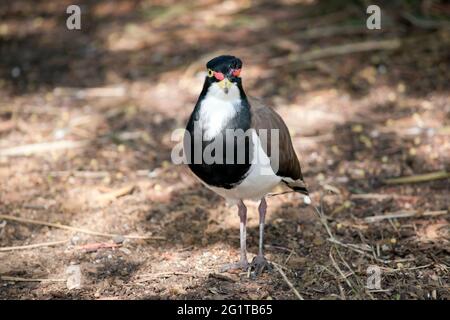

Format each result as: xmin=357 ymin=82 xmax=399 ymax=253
xmin=0 ymin=0 xmax=449 ymax=299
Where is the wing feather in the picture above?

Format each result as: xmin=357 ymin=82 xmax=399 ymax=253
xmin=249 ymin=97 xmax=308 ymax=195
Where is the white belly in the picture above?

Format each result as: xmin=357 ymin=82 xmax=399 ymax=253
xmin=206 ymin=130 xmax=281 ymax=204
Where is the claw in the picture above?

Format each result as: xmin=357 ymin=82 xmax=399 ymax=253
xmin=250 ymin=255 xmax=272 ymax=277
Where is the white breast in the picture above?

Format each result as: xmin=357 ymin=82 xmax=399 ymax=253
xmin=199 ymin=96 xmax=237 ymax=140
xmin=198 ymin=82 xmax=241 ymax=140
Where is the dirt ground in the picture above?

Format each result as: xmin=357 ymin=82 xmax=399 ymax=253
xmin=0 ymin=0 xmax=449 ymax=299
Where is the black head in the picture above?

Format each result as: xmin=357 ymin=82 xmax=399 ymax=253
xmin=206 ymin=55 xmax=243 ymax=82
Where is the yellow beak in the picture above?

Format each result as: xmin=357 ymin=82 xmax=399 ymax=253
xmin=217 ymin=78 xmax=232 ymax=91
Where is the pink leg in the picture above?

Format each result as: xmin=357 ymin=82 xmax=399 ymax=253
xmin=220 ymin=201 xmax=249 ymax=272
xmin=251 ymin=197 xmax=272 ymax=275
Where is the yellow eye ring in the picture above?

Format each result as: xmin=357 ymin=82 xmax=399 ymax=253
xmin=207 ymin=69 xmax=214 ymax=77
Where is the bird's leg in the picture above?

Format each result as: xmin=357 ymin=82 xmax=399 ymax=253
xmin=220 ymin=201 xmax=249 ymax=273
xmin=251 ymin=197 xmax=272 ymax=276
xmin=257 ymin=197 xmax=267 ymax=257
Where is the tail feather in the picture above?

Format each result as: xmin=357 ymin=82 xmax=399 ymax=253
xmin=292 ymin=185 xmax=309 ymax=195
xmin=282 ymin=178 xmax=309 ymax=195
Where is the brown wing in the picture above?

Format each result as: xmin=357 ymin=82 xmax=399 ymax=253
xmin=249 ymin=97 xmax=308 ymax=194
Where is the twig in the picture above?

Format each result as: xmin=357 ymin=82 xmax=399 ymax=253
xmin=75 ymin=242 xmax=121 ymax=252
xmin=351 ymin=193 xmax=420 ymax=202
xmin=284 ymin=249 xmax=296 ymax=265
xmin=311 ymin=198 xmax=370 ymax=254
xmin=136 ymin=272 xmax=197 ymax=282
xmin=272 ymin=263 xmax=304 ymax=300
xmin=54 ymin=86 xmax=126 ymax=98
xmin=310 ymin=197 xmax=390 ymax=264
xmin=327 ymin=238 xmax=372 ymax=254
xmin=329 ymin=250 xmax=354 ymax=294
xmin=335 ymin=246 xmax=369 ymax=299
xmin=380 ymin=264 xmax=433 ymax=273
xmin=351 ymin=193 xmax=393 ymax=200
xmin=383 ymin=171 xmax=450 ymax=185
xmin=365 ymin=210 xmax=448 ymax=223
xmin=0 ymin=140 xmax=89 ymax=157
xmin=272 ymin=39 xmax=401 ymax=66
xmin=293 ymin=25 xmax=380 ymax=40
xmin=99 ymin=185 xmax=135 ymax=201
xmin=0 ymin=214 xmax=164 ymax=240
xmin=317 ymin=264 xmax=346 ymax=299
xmin=366 ymin=288 xmax=392 ymax=293
xmin=0 ymin=276 xmax=66 ymax=283
xmin=23 ymin=204 xmax=48 ymax=210
xmin=0 ymin=240 xmax=68 ymax=252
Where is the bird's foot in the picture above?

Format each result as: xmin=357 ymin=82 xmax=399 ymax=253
xmin=250 ymin=255 xmax=272 ymax=277
xmin=220 ymin=260 xmax=249 ymax=273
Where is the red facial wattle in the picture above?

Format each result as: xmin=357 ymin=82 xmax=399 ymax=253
xmin=232 ymin=68 xmax=241 ymax=77
xmin=213 ymin=72 xmax=224 ymax=81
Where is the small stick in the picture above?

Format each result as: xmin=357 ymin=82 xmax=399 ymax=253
xmin=284 ymin=249 xmax=296 ymax=265
xmin=335 ymin=247 xmax=368 ymax=299
xmin=380 ymin=264 xmax=433 ymax=273
xmin=0 ymin=240 xmax=68 ymax=252
xmin=0 ymin=140 xmax=89 ymax=157
xmin=310 ymin=198 xmax=389 ymax=263
xmin=383 ymin=171 xmax=450 ymax=185
xmin=351 ymin=194 xmax=419 ymax=201
xmin=272 ymin=39 xmax=401 ymax=66
xmin=366 ymin=289 xmax=392 ymax=293
xmin=317 ymin=264 xmax=346 ymax=299
xmin=75 ymin=242 xmax=121 ymax=252
xmin=136 ymin=272 xmax=197 ymax=282
xmin=329 ymin=250 xmax=354 ymax=292
xmin=54 ymin=86 xmax=126 ymax=98
xmin=0 ymin=214 xmax=164 ymax=240
xmin=272 ymin=263 xmax=304 ymax=300
xmin=365 ymin=210 xmax=448 ymax=223
xmin=351 ymin=193 xmax=393 ymax=200
xmin=0 ymin=276 xmax=66 ymax=283
xmin=100 ymin=185 xmax=135 ymax=201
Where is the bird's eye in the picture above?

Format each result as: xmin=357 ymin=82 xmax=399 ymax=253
xmin=213 ymin=72 xmax=224 ymax=81
xmin=207 ymin=69 xmax=214 ymax=77
xmin=232 ymin=68 xmax=241 ymax=77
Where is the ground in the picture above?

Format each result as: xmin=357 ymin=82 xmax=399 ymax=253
xmin=0 ymin=0 xmax=449 ymax=300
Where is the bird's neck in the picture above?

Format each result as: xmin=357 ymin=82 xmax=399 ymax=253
xmin=195 ymin=81 xmax=251 ymax=140
xmin=199 ymin=78 xmax=249 ymax=104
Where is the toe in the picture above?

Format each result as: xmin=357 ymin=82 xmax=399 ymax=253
xmin=250 ymin=256 xmax=272 ymax=276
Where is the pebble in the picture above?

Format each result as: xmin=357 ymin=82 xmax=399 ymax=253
xmin=66 ymin=265 xmax=82 ymax=290
xmin=11 ymin=67 xmax=21 ymax=78
xmin=113 ymin=235 xmax=125 ymax=244
xmin=71 ymin=235 xmax=81 ymax=245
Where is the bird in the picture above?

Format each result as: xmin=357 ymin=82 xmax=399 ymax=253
xmin=184 ymin=55 xmax=309 ymax=275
